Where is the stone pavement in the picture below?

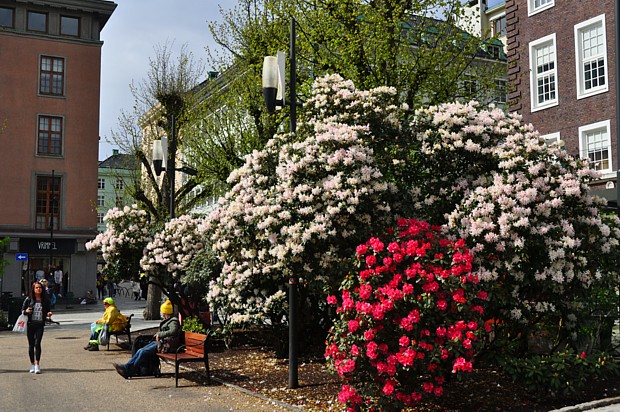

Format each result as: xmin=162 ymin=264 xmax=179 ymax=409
xmin=5 ymin=286 xmax=620 ymax=412
xmin=0 ymin=287 xmax=297 ymax=412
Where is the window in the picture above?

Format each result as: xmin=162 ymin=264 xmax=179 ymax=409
xmin=115 ymin=179 xmax=124 ymax=190
xmin=492 ymin=15 xmax=506 ymax=37
xmin=97 ymin=195 xmax=105 ymax=207
xmin=97 ymin=213 xmax=104 ymax=225
xmin=27 ymin=11 xmax=47 ymax=32
xmin=541 ymin=132 xmax=560 ymax=146
xmin=115 ymin=197 xmax=123 ymax=207
xmin=36 ymin=175 xmax=60 ymax=230
xmin=0 ymin=7 xmax=14 ymax=28
xmin=40 ymin=56 xmax=65 ymax=96
xmin=528 ymin=0 xmax=554 ymax=16
xmin=579 ymin=120 xmax=612 ymax=174
xmin=60 ymin=16 xmax=79 ymax=36
xmin=575 ymin=15 xmax=608 ymax=99
xmin=494 ymin=79 xmax=507 ymax=104
xmin=463 ymin=75 xmax=478 ymax=96
xmin=37 ymin=115 xmax=63 ymax=156
xmin=529 ymin=34 xmax=558 ymax=111
xmin=98 ymin=178 xmax=105 ymax=189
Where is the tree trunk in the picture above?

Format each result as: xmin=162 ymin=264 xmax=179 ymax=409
xmin=143 ymin=277 xmax=162 ymax=320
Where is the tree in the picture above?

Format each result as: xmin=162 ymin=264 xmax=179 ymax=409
xmin=105 ymin=42 xmax=207 ymax=319
xmin=180 ymin=0 xmax=505 ymax=200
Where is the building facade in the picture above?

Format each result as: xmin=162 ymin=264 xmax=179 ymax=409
xmin=465 ymin=0 xmax=507 ymax=51
xmin=97 ymin=150 xmax=139 ymax=232
xmin=506 ymin=0 xmax=618 ymax=193
xmin=0 ymin=0 xmax=116 ymax=297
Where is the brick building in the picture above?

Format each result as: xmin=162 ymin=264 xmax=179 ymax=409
xmin=0 ymin=0 xmax=116 ymax=297
xmin=506 ymin=0 xmax=618 ymax=193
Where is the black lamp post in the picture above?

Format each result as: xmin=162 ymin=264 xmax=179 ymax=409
xmin=49 ymin=169 xmax=56 ymax=274
xmin=262 ymin=18 xmax=299 ymax=390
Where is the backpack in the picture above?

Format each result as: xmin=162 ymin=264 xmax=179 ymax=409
xmin=131 ymin=335 xmax=160 ymax=376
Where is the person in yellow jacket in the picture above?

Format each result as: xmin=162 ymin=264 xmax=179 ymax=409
xmin=84 ymin=297 xmax=127 ymax=351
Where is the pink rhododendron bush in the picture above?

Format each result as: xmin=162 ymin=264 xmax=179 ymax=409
xmin=207 ymin=75 xmax=399 ymax=328
xmin=403 ymin=101 xmax=620 ymax=352
xmin=325 ymin=219 xmax=490 ymax=411
xmin=86 ymin=204 xmax=151 ymax=281
xmin=139 ymin=215 xmax=212 ymax=317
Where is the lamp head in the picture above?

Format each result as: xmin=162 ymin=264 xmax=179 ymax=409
xmin=152 ymin=140 xmax=163 ymax=176
xmin=262 ymin=56 xmax=279 ymax=113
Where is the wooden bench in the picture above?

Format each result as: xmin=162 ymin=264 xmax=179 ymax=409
xmin=156 ymin=330 xmax=210 ymax=387
xmin=107 ymin=313 xmax=133 ymax=351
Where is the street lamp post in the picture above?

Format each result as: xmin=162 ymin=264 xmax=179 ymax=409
xmin=262 ymin=18 xmax=299 ymax=389
xmin=49 ymin=169 xmax=56 ymax=274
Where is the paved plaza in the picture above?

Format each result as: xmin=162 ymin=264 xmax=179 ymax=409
xmin=0 ymin=287 xmax=292 ymax=412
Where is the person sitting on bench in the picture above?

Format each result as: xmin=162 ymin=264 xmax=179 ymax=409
xmin=84 ymin=297 xmax=127 ymax=351
xmin=113 ymin=299 xmax=181 ymax=378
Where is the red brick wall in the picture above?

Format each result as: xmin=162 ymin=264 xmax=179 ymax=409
xmin=507 ymin=0 xmax=617 ymax=166
xmin=0 ymin=34 xmax=101 ymax=232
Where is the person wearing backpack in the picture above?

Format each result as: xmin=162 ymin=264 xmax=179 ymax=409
xmin=113 ymin=300 xmax=180 ymax=378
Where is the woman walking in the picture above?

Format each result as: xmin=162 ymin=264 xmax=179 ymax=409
xmin=22 ymin=281 xmax=53 ymax=374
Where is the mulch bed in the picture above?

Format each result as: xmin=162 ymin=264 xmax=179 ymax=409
xmin=131 ymin=329 xmax=620 ymax=411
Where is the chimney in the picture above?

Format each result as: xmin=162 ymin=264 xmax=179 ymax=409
xmin=113 ymin=149 xmax=119 ymax=155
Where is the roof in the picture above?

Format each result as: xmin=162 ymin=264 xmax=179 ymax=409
xmin=99 ymin=153 xmax=139 ymax=170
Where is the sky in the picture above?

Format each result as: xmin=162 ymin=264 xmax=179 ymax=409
xmin=98 ymin=0 xmax=238 ymax=161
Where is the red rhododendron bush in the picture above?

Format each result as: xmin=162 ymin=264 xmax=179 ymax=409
xmin=325 ymin=219 xmax=490 ymax=411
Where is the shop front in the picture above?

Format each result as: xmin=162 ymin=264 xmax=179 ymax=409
xmin=1 ymin=236 xmax=97 ymax=299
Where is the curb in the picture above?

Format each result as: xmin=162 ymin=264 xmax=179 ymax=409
xmin=210 ymin=375 xmax=307 ymax=412
xmin=550 ymin=397 xmax=620 ymax=411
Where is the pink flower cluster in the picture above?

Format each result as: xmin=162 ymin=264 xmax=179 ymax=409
xmin=325 ymin=219 xmax=490 ymax=410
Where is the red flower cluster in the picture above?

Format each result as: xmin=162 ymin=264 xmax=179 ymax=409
xmin=325 ymin=219 xmax=490 ymax=410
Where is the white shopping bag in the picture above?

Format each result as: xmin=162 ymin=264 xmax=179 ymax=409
xmin=12 ymin=313 xmax=27 ymax=333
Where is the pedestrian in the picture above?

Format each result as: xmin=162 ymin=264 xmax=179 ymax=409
xmin=54 ymin=266 xmax=63 ymax=297
xmin=132 ymin=279 xmax=141 ymax=301
xmin=96 ymin=272 xmax=104 ymax=299
xmin=22 ymin=281 xmax=53 ymax=374
xmin=113 ymin=300 xmax=180 ymax=378
xmin=35 ymin=268 xmax=45 ymax=281
xmin=40 ymin=279 xmax=57 ymax=309
xmin=84 ymin=297 xmax=127 ymax=351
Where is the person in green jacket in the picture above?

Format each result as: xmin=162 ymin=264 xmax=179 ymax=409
xmin=113 ymin=300 xmax=181 ymax=378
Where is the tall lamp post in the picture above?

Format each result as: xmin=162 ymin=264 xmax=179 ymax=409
xmin=49 ymin=169 xmax=56 ymax=274
xmin=262 ymin=18 xmax=299 ymax=389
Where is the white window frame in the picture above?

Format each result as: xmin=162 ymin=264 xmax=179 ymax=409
xmin=494 ymin=78 xmax=508 ymax=105
xmin=528 ymin=0 xmax=554 ymax=17
xmin=98 ymin=178 xmax=105 ymax=189
xmin=574 ymin=14 xmax=608 ymax=99
xmin=529 ymin=33 xmax=558 ymax=112
xmin=541 ymin=132 xmax=560 ymax=146
xmin=579 ymin=120 xmax=612 ymax=176
xmin=97 ymin=195 xmax=104 ymax=207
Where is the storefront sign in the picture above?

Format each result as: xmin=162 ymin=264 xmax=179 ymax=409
xmin=20 ymin=238 xmax=76 ymax=255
